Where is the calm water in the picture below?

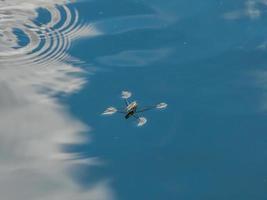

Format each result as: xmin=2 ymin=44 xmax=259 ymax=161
xmin=0 ymin=0 xmax=267 ymax=200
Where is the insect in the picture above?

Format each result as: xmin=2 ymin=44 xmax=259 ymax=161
xmin=102 ymin=91 xmax=167 ymax=126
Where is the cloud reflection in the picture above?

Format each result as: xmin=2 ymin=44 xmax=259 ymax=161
xmin=0 ymin=1 xmax=112 ymax=200
xmin=223 ymin=0 xmax=266 ymax=20
xmin=96 ymin=48 xmax=171 ymax=67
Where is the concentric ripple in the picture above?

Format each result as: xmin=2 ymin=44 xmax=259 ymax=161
xmin=0 ymin=2 xmax=99 ymax=68
xmin=0 ymin=1 xmax=101 ymax=98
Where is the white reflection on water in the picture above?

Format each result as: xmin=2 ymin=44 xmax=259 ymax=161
xmin=89 ymin=6 xmax=175 ymax=68
xmin=0 ymin=1 xmax=113 ymax=200
xmin=223 ymin=0 xmax=263 ymax=20
xmin=96 ymin=48 xmax=172 ymax=67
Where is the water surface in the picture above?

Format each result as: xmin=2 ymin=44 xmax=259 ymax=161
xmin=1 ymin=0 xmax=267 ymax=200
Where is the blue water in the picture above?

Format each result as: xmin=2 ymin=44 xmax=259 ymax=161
xmin=64 ymin=0 xmax=267 ymax=199
xmin=2 ymin=0 xmax=267 ymax=200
